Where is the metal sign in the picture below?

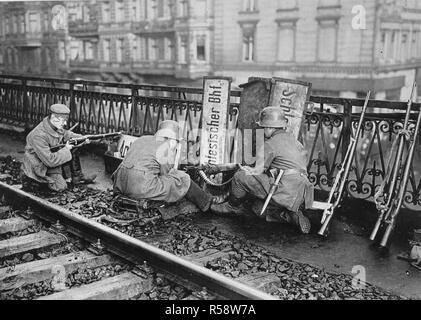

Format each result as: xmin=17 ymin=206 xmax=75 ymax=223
xmin=200 ymin=77 xmax=231 ymax=165
xmin=269 ymin=78 xmax=312 ymax=140
xmin=115 ymin=134 xmax=138 ymax=159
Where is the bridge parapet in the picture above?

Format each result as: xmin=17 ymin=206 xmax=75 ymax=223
xmin=0 ymin=74 xmax=420 ymax=211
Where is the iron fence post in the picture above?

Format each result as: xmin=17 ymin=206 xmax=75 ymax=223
xmin=22 ymin=79 xmax=30 ymax=131
xmin=69 ymin=81 xmax=77 ymax=129
xmin=342 ymin=101 xmax=352 ymax=163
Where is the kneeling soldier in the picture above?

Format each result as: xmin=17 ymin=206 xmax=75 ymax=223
xmin=212 ymin=106 xmax=314 ymax=234
xmin=112 ymin=120 xmax=224 ymax=212
xmin=21 ymin=104 xmax=96 ymax=192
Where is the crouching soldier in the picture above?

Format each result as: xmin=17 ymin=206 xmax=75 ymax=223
xmin=21 ymin=104 xmax=96 ymax=192
xmin=112 ymin=120 xmax=224 ymax=212
xmin=212 ymin=107 xmax=314 ymax=234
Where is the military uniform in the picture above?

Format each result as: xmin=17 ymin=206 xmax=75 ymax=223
xmin=112 ymin=121 xmax=222 ymax=212
xmin=231 ymin=130 xmax=314 ymax=214
xmin=113 ymin=135 xmax=191 ymax=203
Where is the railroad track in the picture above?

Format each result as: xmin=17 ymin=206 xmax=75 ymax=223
xmin=0 ymin=181 xmax=276 ymax=300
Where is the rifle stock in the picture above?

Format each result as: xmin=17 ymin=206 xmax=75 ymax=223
xmin=318 ymin=91 xmax=371 ymax=237
xmin=370 ymin=82 xmax=417 ymax=243
xmin=380 ymin=100 xmax=421 ymax=248
xmin=50 ymin=132 xmax=122 ymax=152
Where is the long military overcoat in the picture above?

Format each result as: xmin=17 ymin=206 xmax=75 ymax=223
xmin=112 ymin=135 xmax=191 ymax=203
xmin=22 ymin=117 xmax=79 ymax=191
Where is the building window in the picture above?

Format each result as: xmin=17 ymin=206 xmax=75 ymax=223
xmin=19 ymin=14 xmax=25 ymax=33
xmin=0 ymin=50 xmax=3 ymax=64
xmin=178 ymin=35 xmax=187 ymax=63
xmin=401 ymin=32 xmax=408 ymax=61
xmin=58 ymin=41 xmax=66 ymax=61
xmin=115 ymin=0 xmax=125 ymax=22
xmin=318 ymin=20 xmax=337 ymax=62
xmin=387 ymin=30 xmax=396 ymax=61
xmin=70 ymin=40 xmax=80 ymax=60
xmin=116 ymin=38 xmax=124 ymax=62
xmin=28 ymin=12 xmax=41 ymax=33
xmin=45 ymin=48 xmax=51 ymax=67
xmin=196 ymin=35 xmax=206 ymax=61
xmin=83 ymin=5 xmax=90 ymax=23
xmin=277 ymin=24 xmax=295 ymax=61
xmin=5 ymin=18 xmax=9 ymax=34
xmin=411 ymin=31 xmax=419 ymax=58
xmin=178 ymin=0 xmax=188 ymax=17
xmin=242 ymin=0 xmax=257 ymax=12
xmin=241 ymin=24 xmax=256 ymax=62
xmin=12 ymin=15 xmax=18 ymax=34
xmin=149 ymin=38 xmax=156 ymax=60
xmin=103 ymin=39 xmax=110 ymax=61
xmin=85 ymin=41 xmax=93 ymax=60
xmin=102 ymin=1 xmax=111 ymax=23
xmin=165 ymin=37 xmax=173 ymax=61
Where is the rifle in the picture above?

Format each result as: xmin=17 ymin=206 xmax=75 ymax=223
xmin=318 ymin=91 xmax=371 ymax=237
xmin=51 ymin=132 xmax=123 ymax=152
xmin=370 ymin=82 xmax=419 ymax=247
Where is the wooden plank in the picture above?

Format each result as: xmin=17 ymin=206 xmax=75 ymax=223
xmin=0 ymin=218 xmax=36 ymax=235
xmin=184 ymin=249 xmax=231 ymax=266
xmin=37 ymin=272 xmax=153 ymax=300
xmin=238 ymin=272 xmax=281 ymax=292
xmin=0 ymin=230 xmax=65 ymax=259
xmin=0 ymin=252 xmax=115 ymax=291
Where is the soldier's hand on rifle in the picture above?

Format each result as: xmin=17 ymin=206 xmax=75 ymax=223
xmin=65 ymin=141 xmax=73 ymax=150
xmin=239 ymin=165 xmax=254 ymax=174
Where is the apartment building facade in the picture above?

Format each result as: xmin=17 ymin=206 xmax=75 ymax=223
xmin=214 ymin=0 xmax=421 ymax=100
xmin=0 ymin=0 xmax=420 ymax=100
xmin=0 ymin=1 xmax=67 ymax=76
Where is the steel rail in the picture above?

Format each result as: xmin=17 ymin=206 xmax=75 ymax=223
xmin=0 ymin=181 xmax=275 ymax=300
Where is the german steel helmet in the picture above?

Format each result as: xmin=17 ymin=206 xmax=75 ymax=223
xmin=155 ymin=120 xmax=181 ymax=141
xmin=256 ymin=106 xmax=288 ymax=128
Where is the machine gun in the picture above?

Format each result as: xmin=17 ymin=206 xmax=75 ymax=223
xmin=318 ymin=91 xmax=371 ymax=237
xmin=371 ymin=82 xmax=420 ymax=248
xmin=182 ymin=163 xmax=240 ymax=187
xmin=51 ymin=132 xmax=123 ymax=152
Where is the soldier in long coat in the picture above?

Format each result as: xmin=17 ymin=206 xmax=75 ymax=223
xmin=212 ymin=107 xmax=314 ymax=234
xmin=112 ymin=120 xmax=224 ymax=212
xmin=21 ymin=104 xmax=96 ymax=192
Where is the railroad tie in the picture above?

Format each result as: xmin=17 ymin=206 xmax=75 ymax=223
xmin=0 ymin=217 xmax=36 ymax=235
xmin=0 ymin=251 xmax=115 ymax=292
xmin=0 ymin=230 xmax=65 ymax=259
xmin=37 ymin=272 xmax=153 ymax=300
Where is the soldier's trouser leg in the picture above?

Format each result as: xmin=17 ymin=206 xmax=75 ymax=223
xmin=62 ymin=150 xmax=83 ymax=181
xmin=230 ymin=171 xmax=267 ymax=206
xmin=185 ymin=180 xmax=213 ymax=212
xmin=47 ymin=173 xmax=68 ymax=192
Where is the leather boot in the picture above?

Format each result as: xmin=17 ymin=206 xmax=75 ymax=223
xmin=289 ymin=210 xmax=311 ymax=234
xmin=210 ymin=202 xmax=247 ymax=215
xmin=72 ymin=173 xmax=97 ymax=185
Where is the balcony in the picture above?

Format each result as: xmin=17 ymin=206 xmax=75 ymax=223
xmin=68 ymin=21 xmax=99 ymax=37
xmin=131 ymin=19 xmax=175 ymax=34
xmin=69 ymin=60 xmax=100 ymax=71
xmin=7 ymin=32 xmax=42 ymax=47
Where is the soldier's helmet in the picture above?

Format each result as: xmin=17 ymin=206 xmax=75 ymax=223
xmin=156 ymin=120 xmax=181 ymax=141
xmin=256 ymin=106 xmax=288 ymax=128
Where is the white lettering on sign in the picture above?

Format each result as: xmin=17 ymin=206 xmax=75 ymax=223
xmin=115 ymin=135 xmax=138 ymax=159
xmin=200 ymin=78 xmax=231 ymax=166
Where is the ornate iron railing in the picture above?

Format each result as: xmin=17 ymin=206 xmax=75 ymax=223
xmin=0 ymin=74 xmax=420 ymax=211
